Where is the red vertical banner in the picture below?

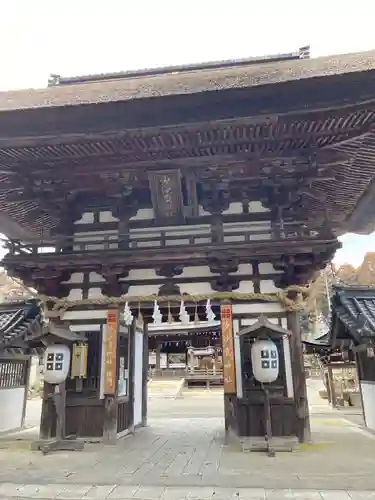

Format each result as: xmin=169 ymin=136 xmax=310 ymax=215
xmin=220 ymin=304 xmax=236 ymax=394
xmin=104 ymin=310 xmax=119 ymax=395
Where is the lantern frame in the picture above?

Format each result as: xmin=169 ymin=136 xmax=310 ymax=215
xmin=236 ymin=315 xmax=292 ymax=398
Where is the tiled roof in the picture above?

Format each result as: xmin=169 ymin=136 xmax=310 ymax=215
xmin=303 ymin=331 xmax=330 ymax=349
xmin=0 ymin=49 xmax=374 ymax=112
xmin=50 ymin=47 xmax=310 ymax=86
xmin=0 ymin=299 xmax=42 ymax=349
xmin=331 ymin=285 xmax=375 ymax=344
xmin=303 ymin=285 xmax=375 ymax=350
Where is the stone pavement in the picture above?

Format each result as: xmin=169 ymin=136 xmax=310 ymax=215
xmin=0 ymin=386 xmax=374 ymax=499
xmin=0 ymin=483 xmax=374 ymax=499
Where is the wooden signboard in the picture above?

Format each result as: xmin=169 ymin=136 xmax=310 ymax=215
xmin=104 ymin=310 xmax=119 ymax=395
xmin=220 ymin=304 xmax=236 ymax=394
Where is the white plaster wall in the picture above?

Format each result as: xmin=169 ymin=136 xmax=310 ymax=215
xmin=89 ymin=272 xmax=105 ymax=283
xmin=123 ymin=269 xmax=158 ymax=281
xmin=66 ymin=289 xmax=83 ymax=300
xmin=179 ymin=282 xmax=213 ymax=295
xmin=222 ymin=202 xmax=243 ymax=215
xmin=198 ymin=205 xmax=210 ymax=216
xmin=0 ymin=388 xmax=25 ymax=432
xmin=87 ymin=288 xmax=105 ymax=298
xmin=62 ymin=273 xmax=84 ymax=284
xmin=180 ymin=266 xmax=213 ymax=278
xmin=237 ymin=263 xmax=253 ymax=275
xmin=249 ymin=201 xmax=270 ymax=213
xmin=130 ymin=208 xmax=154 ymax=220
xmin=360 ymin=382 xmax=375 ymax=432
xmin=74 ymin=211 xmax=120 ymax=225
xmin=62 ymin=310 xmax=108 ymax=321
xmin=127 ymin=284 xmax=161 ymax=296
xmin=259 ymin=263 xmax=282 ymax=274
xmin=236 ymin=281 xmax=255 ymax=293
xmin=240 ymin=316 xmax=286 ymax=328
xmin=70 ymin=324 xmax=101 ymax=332
xmin=260 ymin=280 xmax=282 ymax=293
xmin=232 ymin=303 xmax=284 ymax=315
xmin=74 ymin=212 xmax=94 ymax=225
xmin=99 ymin=211 xmax=119 ymax=223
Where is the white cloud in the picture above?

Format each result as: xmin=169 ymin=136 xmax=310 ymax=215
xmin=333 ymin=233 xmax=375 ymax=268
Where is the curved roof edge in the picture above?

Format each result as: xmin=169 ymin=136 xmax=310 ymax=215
xmin=48 ymin=46 xmax=310 ymax=86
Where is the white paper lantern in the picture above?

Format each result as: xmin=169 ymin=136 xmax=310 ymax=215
xmin=43 ymin=344 xmax=71 ymax=384
xmin=251 ymin=339 xmax=279 ymax=383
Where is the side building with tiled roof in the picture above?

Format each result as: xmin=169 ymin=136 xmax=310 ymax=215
xmin=304 ymin=285 xmax=375 ymax=432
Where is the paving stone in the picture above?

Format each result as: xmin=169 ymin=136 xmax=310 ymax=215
xmin=81 ymin=485 xmax=117 ymax=499
xmin=0 ymin=483 xmax=25 ymax=497
xmin=186 ymin=487 xmax=214 ymax=499
xmin=320 ymin=492 xmax=351 ymax=500
xmin=20 ymin=484 xmax=67 ymax=498
xmin=1 ymin=389 xmax=375 ymax=495
xmin=107 ymin=485 xmax=140 ymax=498
xmin=348 ymin=493 xmax=375 ymax=499
xmin=55 ymin=485 xmax=92 ymax=499
xmin=265 ymin=490 xmax=322 ymax=499
xmin=234 ymin=488 xmax=266 ymax=499
xmin=162 ymin=487 xmax=190 ymax=500
xmin=213 ymin=488 xmax=246 ymax=500
xmin=288 ymin=491 xmax=323 ymax=499
xmin=133 ymin=486 xmax=165 ymax=499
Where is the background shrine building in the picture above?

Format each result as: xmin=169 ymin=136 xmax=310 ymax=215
xmin=1 ymin=46 xmax=375 ymax=444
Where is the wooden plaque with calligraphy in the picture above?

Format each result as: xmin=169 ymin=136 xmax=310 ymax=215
xmin=220 ymin=304 xmax=236 ymax=394
xmin=104 ymin=309 xmax=119 ymax=395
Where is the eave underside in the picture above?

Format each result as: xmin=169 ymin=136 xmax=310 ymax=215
xmin=0 ymin=71 xmax=375 ymax=236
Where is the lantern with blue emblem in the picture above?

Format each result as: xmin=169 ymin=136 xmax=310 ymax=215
xmin=43 ymin=344 xmax=71 ymax=385
xmin=251 ymin=338 xmax=279 ymax=384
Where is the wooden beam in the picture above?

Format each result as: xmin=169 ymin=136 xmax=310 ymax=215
xmin=3 ymin=238 xmax=339 ymax=271
xmin=286 ymin=308 xmax=311 ymax=443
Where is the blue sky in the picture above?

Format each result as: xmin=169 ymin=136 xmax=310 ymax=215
xmin=1 ymin=0 xmax=375 ymax=266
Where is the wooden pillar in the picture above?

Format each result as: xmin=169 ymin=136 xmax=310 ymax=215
xmin=327 ymin=365 xmax=337 ymax=407
xmin=39 ymin=382 xmax=55 ymax=440
xmin=325 ymin=371 xmax=332 ymax=403
xmin=54 ymin=382 xmax=66 ymax=440
xmin=220 ymin=301 xmax=236 ymax=439
xmin=127 ymin=319 xmax=135 ymax=433
xmin=155 ymin=341 xmax=161 ymax=371
xmin=103 ymin=395 xmax=117 ymax=443
xmin=118 ymin=219 xmax=130 ymax=249
xmin=286 ymin=308 xmax=311 ymax=443
xmin=142 ymin=322 xmax=149 ymax=427
xmin=102 ymin=310 xmax=119 ymax=444
xmin=21 ymin=354 xmax=32 ymax=428
xmin=354 ymin=351 xmax=366 ymax=424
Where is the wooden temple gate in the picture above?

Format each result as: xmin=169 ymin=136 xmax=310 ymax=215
xmin=1 ymin=47 xmax=375 ymax=445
